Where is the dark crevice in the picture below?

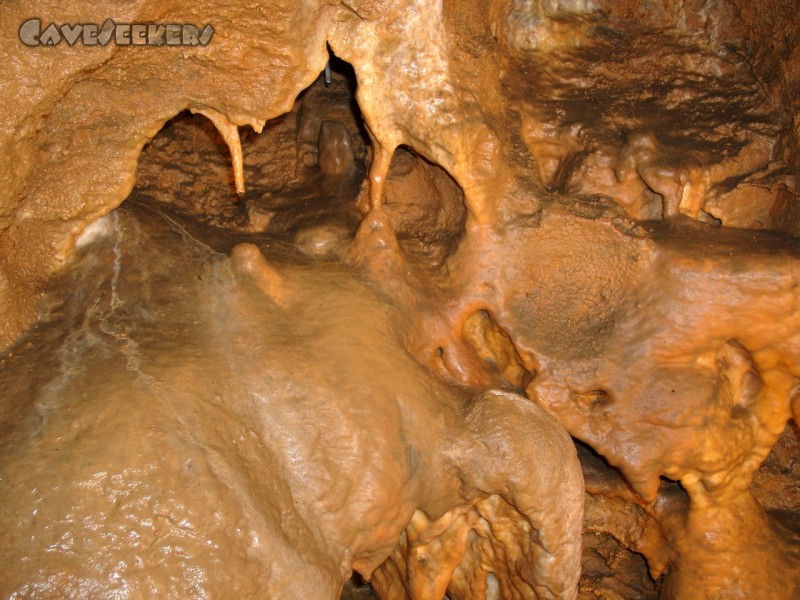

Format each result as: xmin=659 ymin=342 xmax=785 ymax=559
xmin=129 ymin=58 xmax=467 ymax=272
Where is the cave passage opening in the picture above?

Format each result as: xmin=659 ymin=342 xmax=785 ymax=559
xmin=131 ymin=56 xmax=368 ymax=244
xmin=128 ymin=55 xmax=467 ymax=271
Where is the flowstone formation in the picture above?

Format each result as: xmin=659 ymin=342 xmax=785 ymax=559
xmin=0 ymin=204 xmax=584 ymax=599
xmin=1 ymin=0 xmax=799 ymax=599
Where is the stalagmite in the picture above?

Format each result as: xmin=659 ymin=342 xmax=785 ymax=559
xmin=0 ymin=0 xmax=799 ymax=598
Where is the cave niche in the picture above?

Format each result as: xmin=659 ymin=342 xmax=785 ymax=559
xmin=1 ymin=1 xmax=800 ymax=599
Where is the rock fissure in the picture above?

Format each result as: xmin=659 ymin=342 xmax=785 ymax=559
xmin=1 ymin=1 xmax=800 ymax=598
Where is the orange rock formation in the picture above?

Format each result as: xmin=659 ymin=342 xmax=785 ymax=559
xmin=0 ymin=1 xmax=799 ymax=598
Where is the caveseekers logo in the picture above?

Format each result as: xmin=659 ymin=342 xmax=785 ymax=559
xmin=19 ymin=18 xmax=214 ymax=47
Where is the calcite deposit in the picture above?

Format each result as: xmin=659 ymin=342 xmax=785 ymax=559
xmin=0 ymin=204 xmax=584 ymax=598
xmin=0 ymin=0 xmax=799 ymax=598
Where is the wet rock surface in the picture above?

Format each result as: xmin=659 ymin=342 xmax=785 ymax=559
xmin=1 ymin=0 xmax=799 ymax=598
xmin=0 ymin=204 xmax=585 ymax=599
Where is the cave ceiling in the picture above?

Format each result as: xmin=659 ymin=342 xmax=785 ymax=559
xmin=0 ymin=1 xmax=799 ymax=598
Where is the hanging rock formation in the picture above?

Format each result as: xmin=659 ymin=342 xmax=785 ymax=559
xmin=0 ymin=0 xmax=799 ymax=598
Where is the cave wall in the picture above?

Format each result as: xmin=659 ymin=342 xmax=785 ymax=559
xmin=1 ymin=1 xmax=800 ymax=599
xmin=1 ymin=0 xmax=798 ymax=347
xmin=0 ymin=0 xmax=335 ymax=347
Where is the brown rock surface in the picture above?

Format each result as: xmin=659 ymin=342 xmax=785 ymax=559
xmin=0 ymin=203 xmax=584 ymax=598
xmin=1 ymin=0 xmax=799 ymax=598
